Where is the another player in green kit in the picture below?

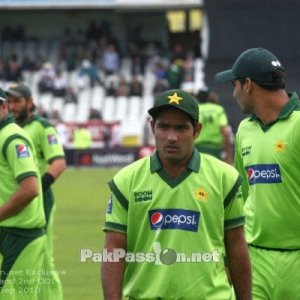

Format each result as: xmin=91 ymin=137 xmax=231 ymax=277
xmin=0 ymin=88 xmax=46 ymax=299
xmin=6 ymin=83 xmax=66 ymax=299
xmin=215 ymin=47 xmax=300 ymax=299
xmin=101 ymin=89 xmax=251 ymax=300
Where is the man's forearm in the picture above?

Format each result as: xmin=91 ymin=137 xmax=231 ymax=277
xmin=225 ymin=226 xmax=252 ymax=300
xmin=102 ymin=259 xmax=125 ymax=300
xmin=0 ymin=176 xmax=38 ymax=221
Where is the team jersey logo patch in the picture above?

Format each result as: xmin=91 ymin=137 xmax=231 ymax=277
xmin=16 ymin=144 xmax=30 ymax=158
xmin=47 ymin=134 xmax=58 ymax=145
xmin=246 ymin=164 xmax=282 ymax=185
xmin=149 ymin=209 xmax=200 ymax=232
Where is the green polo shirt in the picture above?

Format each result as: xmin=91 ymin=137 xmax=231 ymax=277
xmin=195 ymin=102 xmax=229 ymax=149
xmin=21 ymin=115 xmax=65 ymax=176
xmin=0 ymin=115 xmax=45 ymax=228
xmin=104 ymin=149 xmax=244 ymax=299
xmin=235 ymin=92 xmax=300 ymax=250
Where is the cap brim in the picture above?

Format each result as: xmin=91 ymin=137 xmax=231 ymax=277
xmin=214 ymin=69 xmax=234 ymax=83
xmin=5 ymin=89 xmax=23 ymax=98
xmin=0 ymin=97 xmax=6 ymax=102
xmin=148 ymin=105 xmax=166 ymax=117
xmin=148 ymin=104 xmax=198 ymax=121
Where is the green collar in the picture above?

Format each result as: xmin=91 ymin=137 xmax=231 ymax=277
xmin=0 ymin=114 xmax=15 ymax=130
xmin=150 ymin=148 xmax=201 ymax=188
xmin=20 ymin=114 xmax=38 ymax=127
xmin=249 ymin=92 xmax=300 ymax=131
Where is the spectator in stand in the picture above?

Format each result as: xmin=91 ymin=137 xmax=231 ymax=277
xmin=21 ymin=55 xmax=37 ymax=72
xmin=5 ymin=53 xmax=22 ymax=82
xmin=129 ymin=75 xmax=143 ymax=97
xmin=89 ymin=108 xmax=103 ymax=120
xmin=106 ymin=80 xmax=117 ymax=97
xmin=131 ymin=54 xmax=145 ymax=77
xmin=166 ymin=58 xmax=184 ymax=89
xmin=101 ymin=43 xmax=120 ymax=76
xmin=152 ymin=77 xmax=170 ymax=98
xmin=172 ymin=43 xmax=186 ymax=68
xmin=64 ymin=86 xmax=78 ymax=104
xmin=78 ymin=59 xmax=103 ymax=87
xmin=52 ymin=69 xmax=68 ymax=97
xmin=38 ymin=62 xmax=55 ymax=94
xmin=116 ymin=75 xmax=130 ymax=97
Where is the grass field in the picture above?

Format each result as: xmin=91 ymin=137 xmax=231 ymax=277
xmin=52 ymin=167 xmax=120 ymax=300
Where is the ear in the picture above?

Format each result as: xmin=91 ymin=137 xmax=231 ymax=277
xmin=150 ymin=118 xmax=155 ymax=134
xmin=244 ymin=78 xmax=253 ymax=94
xmin=27 ymin=97 xmax=34 ymax=110
xmin=194 ymin=122 xmax=202 ymax=139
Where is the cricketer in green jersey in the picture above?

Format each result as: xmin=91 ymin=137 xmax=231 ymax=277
xmin=102 ymin=89 xmax=251 ymax=300
xmin=215 ymin=47 xmax=300 ymax=299
xmin=6 ymin=83 xmax=66 ymax=300
xmin=194 ymin=86 xmax=233 ymax=165
xmin=0 ymin=88 xmax=47 ymax=299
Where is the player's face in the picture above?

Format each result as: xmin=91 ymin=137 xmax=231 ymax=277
xmin=0 ymin=101 xmax=9 ymax=121
xmin=152 ymin=108 xmax=200 ymax=165
xmin=232 ymin=79 xmax=254 ymax=114
xmin=6 ymin=95 xmax=30 ymax=124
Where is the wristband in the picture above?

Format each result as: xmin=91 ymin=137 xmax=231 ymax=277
xmin=42 ymin=173 xmax=55 ymax=191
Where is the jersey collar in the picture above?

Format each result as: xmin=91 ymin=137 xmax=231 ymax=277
xmin=21 ymin=114 xmax=38 ymax=127
xmin=0 ymin=114 xmax=15 ymax=130
xmin=150 ymin=148 xmax=201 ymax=188
xmin=249 ymin=92 xmax=300 ymax=130
xmin=150 ymin=148 xmax=200 ymax=173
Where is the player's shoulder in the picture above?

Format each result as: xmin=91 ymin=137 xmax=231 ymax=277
xmin=201 ymin=153 xmax=239 ymax=177
xmin=237 ymin=116 xmax=253 ymax=130
xmin=114 ymin=156 xmax=150 ymax=179
xmin=31 ymin=114 xmax=53 ymax=129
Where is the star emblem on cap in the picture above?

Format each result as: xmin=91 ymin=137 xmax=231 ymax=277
xmin=168 ymin=92 xmax=183 ymax=105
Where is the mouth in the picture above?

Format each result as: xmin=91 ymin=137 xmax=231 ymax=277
xmin=165 ymin=145 xmax=178 ymax=152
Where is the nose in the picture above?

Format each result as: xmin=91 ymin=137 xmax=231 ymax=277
xmin=167 ymin=128 xmax=177 ymax=141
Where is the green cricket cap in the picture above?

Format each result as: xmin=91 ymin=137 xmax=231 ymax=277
xmin=5 ymin=83 xmax=32 ymax=99
xmin=215 ymin=47 xmax=285 ymax=85
xmin=148 ymin=89 xmax=199 ymax=121
xmin=0 ymin=87 xmax=6 ymax=102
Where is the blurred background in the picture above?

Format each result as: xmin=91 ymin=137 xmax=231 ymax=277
xmin=1 ymin=0 xmax=299 ymax=165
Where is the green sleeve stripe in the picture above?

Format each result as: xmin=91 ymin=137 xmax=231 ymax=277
xmin=16 ymin=172 xmax=37 ymax=183
xmin=224 ymin=175 xmax=243 ymax=208
xmin=48 ymin=155 xmax=65 ymax=164
xmin=2 ymin=134 xmax=31 ymax=160
xmin=103 ymin=222 xmax=127 ymax=233
xmin=224 ymin=216 xmax=245 ymax=229
xmin=108 ymin=180 xmax=129 ymax=211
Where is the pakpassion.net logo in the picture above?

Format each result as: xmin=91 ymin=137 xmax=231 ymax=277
xmin=80 ymin=242 xmax=220 ymax=265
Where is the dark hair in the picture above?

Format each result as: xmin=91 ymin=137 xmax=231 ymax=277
xmin=238 ymin=69 xmax=286 ymax=91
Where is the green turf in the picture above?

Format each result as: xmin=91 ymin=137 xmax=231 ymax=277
xmin=52 ymin=167 xmax=120 ymax=300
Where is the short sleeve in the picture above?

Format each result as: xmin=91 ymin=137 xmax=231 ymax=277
xmin=224 ymin=180 xmax=245 ymax=230
xmin=103 ymin=191 xmax=128 ymax=234
xmin=41 ymin=126 xmax=65 ymax=163
xmin=6 ymin=137 xmax=37 ymax=182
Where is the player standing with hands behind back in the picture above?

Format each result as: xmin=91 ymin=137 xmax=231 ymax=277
xmin=102 ymin=89 xmax=251 ymax=299
xmin=0 ymin=87 xmax=46 ymax=299
xmin=6 ymin=83 xmax=66 ymax=299
xmin=215 ymin=47 xmax=300 ymax=299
